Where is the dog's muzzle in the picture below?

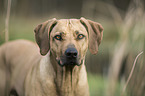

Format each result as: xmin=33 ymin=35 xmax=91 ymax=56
xmin=57 ymin=48 xmax=83 ymax=67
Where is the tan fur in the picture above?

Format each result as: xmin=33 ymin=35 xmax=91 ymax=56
xmin=0 ymin=40 xmax=41 ymax=96
xmin=0 ymin=18 xmax=103 ymax=96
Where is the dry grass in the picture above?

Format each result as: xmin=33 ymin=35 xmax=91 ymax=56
xmin=5 ymin=0 xmax=11 ymax=42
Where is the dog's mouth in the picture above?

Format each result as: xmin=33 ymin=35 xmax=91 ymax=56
xmin=56 ymin=47 xmax=84 ymax=67
xmin=56 ymin=57 xmax=83 ymax=67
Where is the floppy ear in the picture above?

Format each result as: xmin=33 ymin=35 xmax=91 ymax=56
xmin=34 ymin=18 xmax=57 ymax=55
xmin=80 ymin=17 xmax=104 ymax=54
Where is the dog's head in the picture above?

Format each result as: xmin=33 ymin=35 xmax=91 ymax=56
xmin=34 ymin=17 xmax=103 ymax=67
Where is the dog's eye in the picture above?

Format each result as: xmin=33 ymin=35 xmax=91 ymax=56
xmin=54 ymin=35 xmax=62 ymax=40
xmin=77 ymin=34 xmax=85 ymax=40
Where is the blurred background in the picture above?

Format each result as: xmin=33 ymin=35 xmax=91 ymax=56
xmin=0 ymin=0 xmax=145 ymax=96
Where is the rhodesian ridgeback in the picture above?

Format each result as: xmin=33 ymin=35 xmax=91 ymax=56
xmin=0 ymin=17 xmax=103 ymax=96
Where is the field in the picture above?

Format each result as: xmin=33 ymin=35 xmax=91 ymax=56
xmin=0 ymin=0 xmax=145 ymax=95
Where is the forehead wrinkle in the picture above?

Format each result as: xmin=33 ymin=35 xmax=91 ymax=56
xmin=55 ymin=20 xmax=68 ymax=33
xmin=62 ymin=19 xmax=69 ymax=31
xmin=59 ymin=20 xmax=74 ymax=41
xmin=70 ymin=20 xmax=83 ymax=32
xmin=69 ymin=19 xmax=88 ymax=36
xmin=67 ymin=20 xmax=77 ymax=38
xmin=69 ymin=19 xmax=76 ymax=31
xmin=67 ymin=19 xmax=69 ymax=28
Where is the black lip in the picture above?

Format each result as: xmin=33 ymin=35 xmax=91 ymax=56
xmin=57 ymin=60 xmax=65 ymax=67
xmin=57 ymin=59 xmax=83 ymax=67
xmin=76 ymin=59 xmax=83 ymax=66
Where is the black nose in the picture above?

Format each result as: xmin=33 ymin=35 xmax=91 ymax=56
xmin=65 ymin=48 xmax=78 ymax=58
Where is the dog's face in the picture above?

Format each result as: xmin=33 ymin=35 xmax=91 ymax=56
xmin=34 ymin=18 xmax=103 ymax=67
xmin=50 ymin=19 xmax=88 ymax=66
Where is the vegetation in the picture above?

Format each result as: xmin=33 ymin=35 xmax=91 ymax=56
xmin=0 ymin=0 xmax=145 ymax=96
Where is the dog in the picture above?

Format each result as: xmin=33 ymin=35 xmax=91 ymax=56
xmin=0 ymin=17 xmax=103 ymax=96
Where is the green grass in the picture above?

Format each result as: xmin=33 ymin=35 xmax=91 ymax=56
xmin=88 ymin=73 xmax=125 ymax=96
xmin=88 ymin=74 xmax=106 ymax=96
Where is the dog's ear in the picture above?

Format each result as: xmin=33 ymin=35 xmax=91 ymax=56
xmin=34 ymin=18 xmax=57 ymax=55
xmin=80 ymin=17 xmax=103 ymax=54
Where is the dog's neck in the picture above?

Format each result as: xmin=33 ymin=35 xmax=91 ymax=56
xmin=49 ymin=51 xmax=88 ymax=96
